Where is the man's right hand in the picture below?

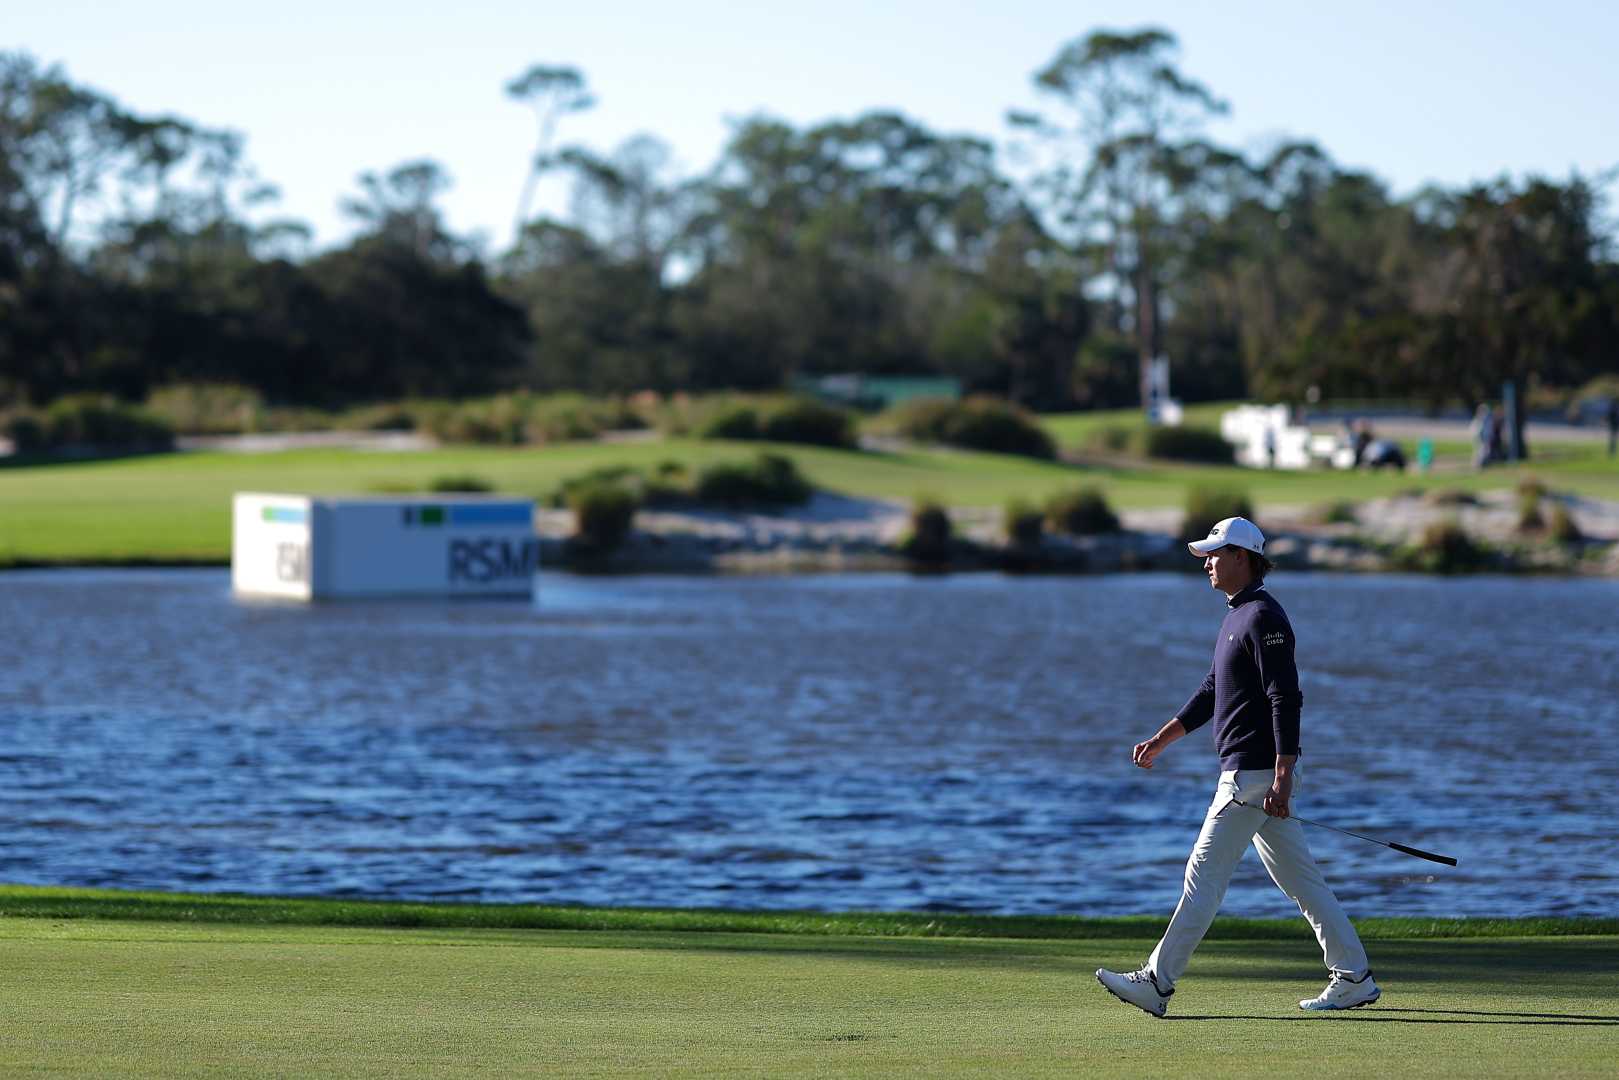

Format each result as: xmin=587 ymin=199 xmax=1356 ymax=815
xmin=1133 ymin=717 xmax=1187 ymax=769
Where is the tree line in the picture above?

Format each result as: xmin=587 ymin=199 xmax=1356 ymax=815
xmin=2 ymin=30 xmax=1616 ymax=417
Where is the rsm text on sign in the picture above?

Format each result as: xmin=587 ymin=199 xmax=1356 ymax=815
xmin=449 ymin=538 xmax=542 ymax=584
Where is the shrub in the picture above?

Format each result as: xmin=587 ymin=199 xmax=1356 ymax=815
xmin=758 ymin=397 xmax=856 ymax=448
xmin=429 ymin=474 xmax=494 ymax=493
xmin=941 ymin=398 xmax=1055 ymax=459
xmin=549 ymin=461 xmax=702 ymax=511
xmin=1516 ymin=488 xmax=1544 ymax=532
xmin=422 ymin=399 xmax=510 ymax=444
xmin=1084 ymin=425 xmax=1135 ymax=454
xmin=1424 ymin=488 xmax=1478 ymax=507
xmin=689 ymin=395 xmax=855 ymax=448
xmin=485 ymin=393 xmax=537 ymax=444
xmin=644 ymin=460 xmax=691 ymax=507
xmin=342 ymin=402 xmax=419 ymax=431
xmin=1081 ymin=423 xmax=1232 ymax=463
xmin=1004 ymin=498 xmax=1044 ymax=547
xmin=1181 ymin=487 xmax=1254 ymax=544
xmin=555 ymin=453 xmax=814 ymax=514
xmin=2 ymin=411 xmax=46 ymax=452
xmin=526 ymin=393 xmax=619 ymax=442
xmin=1515 ymin=475 xmax=1547 ymax=500
xmin=1141 ymin=425 xmax=1234 ymax=464
xmin=417 ymin=393 xmax=628 ymax=446
xmin=1311 ymin=500 xmax=1360 ymax=526
xmin=1407 ymin=519 xmax=1491 ymax=574
xmin=693 ymin=453 xmax=813 ymax=508
xmin=40 ymin=395 xmax=174 ymax=451
xmin=568 ymin=482 xmax=639 ymax=551
xmin=698 ymin=404 xmax=762 ymax=441
xmin=249 ymin=405 xmax=335 ymax=432
xmin=144 ymin=383 xmax=264 ymax=434
xmin=876 ymin=397 xmax=958 ymax=441
xmin=551 ymin=465 xmax=641 ymax=508
xmin=902 ymin=498 xmax=954 ymax=563
xmin=1046 ymin=486 xmax=1121 ymax=535
xmin=878 ymin=396 xmax=1055 ymax=459
xmin=1547 ymin=503 xmax=1583 ymax=544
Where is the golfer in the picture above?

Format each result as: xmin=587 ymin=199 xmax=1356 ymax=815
xmin=1096 ymin=517 xmax=1378 ymax=1017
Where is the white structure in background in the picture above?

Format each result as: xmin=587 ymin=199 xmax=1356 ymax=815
xmin=1220 ymin=404 xmax=1315 ymax=470
xmin=232 ymin=493 xmax=539 ymax=600
xmin=1145 ymin=355 xmax=1184 ymax=426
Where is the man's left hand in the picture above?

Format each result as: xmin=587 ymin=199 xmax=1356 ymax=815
xmin=1262 ymin=783 xmax=1291 ymax=818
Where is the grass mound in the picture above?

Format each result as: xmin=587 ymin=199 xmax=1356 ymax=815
xmin=684 ymin=395 xmax=857 ymax=449
xmin=1084 ymin=423 xmax=1233 ymax=464
xmin=876 ymin=397 xmax=1056 ymax=460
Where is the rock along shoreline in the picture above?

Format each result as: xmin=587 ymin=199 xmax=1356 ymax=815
xmin=537 ymin=490 xmax=1619 ymax=577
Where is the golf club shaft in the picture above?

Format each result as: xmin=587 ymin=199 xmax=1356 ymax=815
xmin=1231 ymin=799 xmax=1457 ymax=866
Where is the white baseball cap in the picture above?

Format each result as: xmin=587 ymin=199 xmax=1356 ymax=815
xmin=1187 ymin=516 xmax=1265 ymax=556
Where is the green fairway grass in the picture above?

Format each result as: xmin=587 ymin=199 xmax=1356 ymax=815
xmin=0 ymin=890 xmax=1613 ymax=1078
xmin=3 ymin=433 xmax=1614 ymax=566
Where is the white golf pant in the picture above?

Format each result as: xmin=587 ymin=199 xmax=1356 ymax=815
xmin=1146 ymin=768 xmax=1369 ymax=988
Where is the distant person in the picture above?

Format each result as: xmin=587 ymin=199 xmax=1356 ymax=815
xmin=1264 ymin=425 xmax=1278 ymax=469
xmin=1351 ymin=421 xmax=1372 ymax=468
xmin=1471 ymin=404 xmax=1495 ymax=469
xmin=1417 ymin=438 xmax=1434 ymax=473
xmin=1607 ymin=398 xmax=1618 ymax=458
xmin=1363 ymin=439 xmax=1406 ymax=471
xmin=1489 ymin=411 xmax=1507 ymax=465
xmin=1095 ymin=517 xmax=1378 ymax=1018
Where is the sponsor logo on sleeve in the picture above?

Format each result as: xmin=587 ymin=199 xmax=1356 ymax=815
xmin=1263 ymin=630 xmax=1287 ymax=648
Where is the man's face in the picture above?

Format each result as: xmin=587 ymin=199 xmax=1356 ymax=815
xmin=1203 ymin=546 xmax=1253 ymax=594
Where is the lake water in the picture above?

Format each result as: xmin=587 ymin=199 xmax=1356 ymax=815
xmin=2 ymin=569 xmax=1616 ymax=919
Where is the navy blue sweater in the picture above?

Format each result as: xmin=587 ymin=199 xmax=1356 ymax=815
xmin=1176 ymin=583 xmax=1303 ymax=770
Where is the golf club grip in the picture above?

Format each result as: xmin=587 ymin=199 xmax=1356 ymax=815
xmin=1388 ymin=841 xmax=1458 ymax=867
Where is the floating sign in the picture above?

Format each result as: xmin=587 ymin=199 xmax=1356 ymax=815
xmin=231 ymin=493 xmax=539 ymax=600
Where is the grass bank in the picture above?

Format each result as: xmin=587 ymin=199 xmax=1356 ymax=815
xmin=3 ymin=435 xmax=1613 ymax=566
xmin=0 ymin=889 xmax=1614 ymax=1078
xmin=1 ymin=885 xmax=1614 ymax=940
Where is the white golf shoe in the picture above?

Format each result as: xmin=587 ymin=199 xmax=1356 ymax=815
xmin=1299 ymin=970 xmax=1380 ymax=1011
xmin=1095 ymin=967 xmax=1173 ymax=1018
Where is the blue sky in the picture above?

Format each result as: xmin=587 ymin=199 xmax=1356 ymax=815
xmin=11 ymin=0 xmax=1618 ymax=250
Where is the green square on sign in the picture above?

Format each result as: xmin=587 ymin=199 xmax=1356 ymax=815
xmin=421 ymin=506 xmax=445 ymax=525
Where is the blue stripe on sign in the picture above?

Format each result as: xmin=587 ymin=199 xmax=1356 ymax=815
xmin=263 ymin=507 xmax=308 ymax=524
xmin=448 ymin=504 xmax=532 ymax=527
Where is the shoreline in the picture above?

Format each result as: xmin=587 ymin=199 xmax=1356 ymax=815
xmin=5 ymin=489 xmax=1616 ymax=577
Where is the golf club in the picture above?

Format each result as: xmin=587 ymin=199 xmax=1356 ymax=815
xmin=1230 ymin=799 xmax=1458 ymax=866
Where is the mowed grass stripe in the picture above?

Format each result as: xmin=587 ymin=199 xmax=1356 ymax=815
xmin=0 ymin=917 xmax=1614 ymax=1078
xmin=1 ymin=886 xmax=1614 ymax=940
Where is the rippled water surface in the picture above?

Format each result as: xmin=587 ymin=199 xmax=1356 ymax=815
xmin=2 ymin=569 xmax=1616 ymax=918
